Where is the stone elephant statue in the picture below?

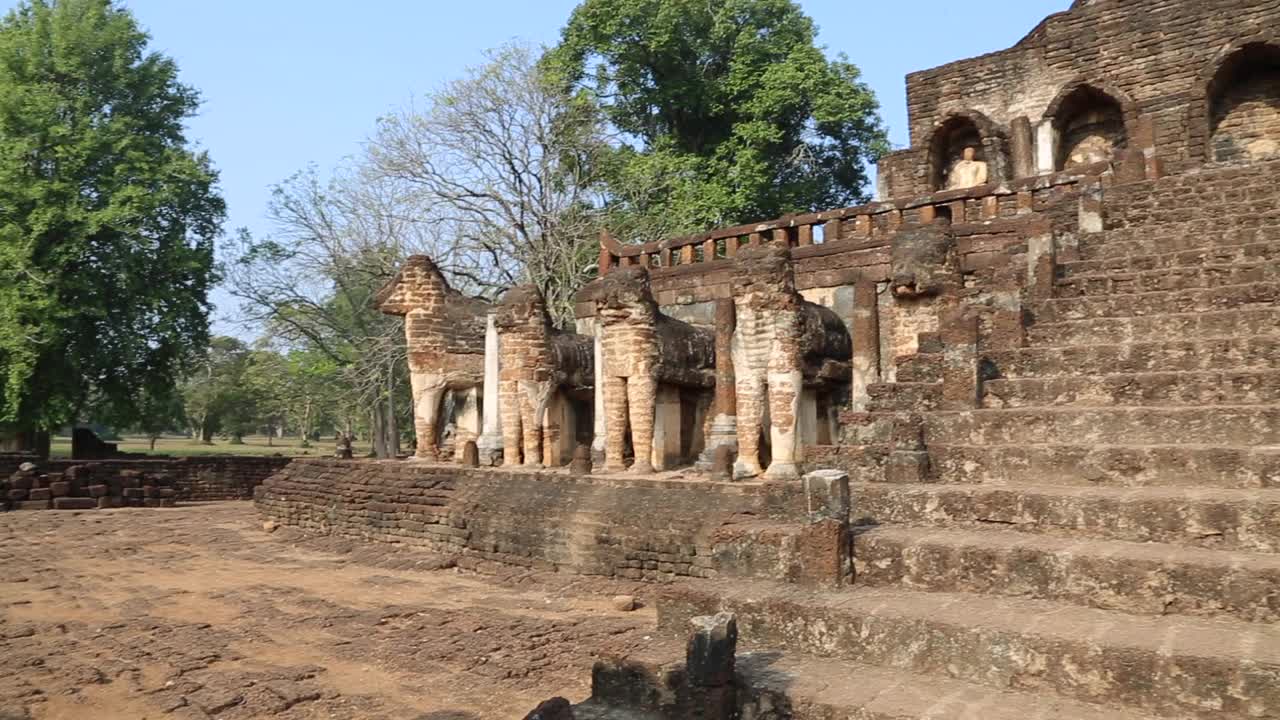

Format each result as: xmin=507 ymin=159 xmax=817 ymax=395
xmin=377 ymin=255 xmax=489 ymax=460
xmin=594 ymin=266 xmax=715 ymax=473
xmin=494 ymin=285 xmax=594 ymax=468
xmin=730 ymin=245 xmax=852 ymax=480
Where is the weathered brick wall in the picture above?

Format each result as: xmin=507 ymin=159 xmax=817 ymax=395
xmin=895 ymin=0 xmax=1280 ymax=195
xmin=44 ymin=456 xmax=293 ymax=502
xmin=1100 ymin=157 xmax=1280 ymax=231
xmin=254 ymin=459 xmax=802 ymax=581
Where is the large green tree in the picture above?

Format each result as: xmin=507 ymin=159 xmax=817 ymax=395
xmin=0 ymin=0 xmax=223 ymax=446
xmin=547 ymin=0 xmax=889 ymax=232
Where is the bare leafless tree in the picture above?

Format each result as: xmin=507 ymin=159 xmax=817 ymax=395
xmin=225 ymin=165 xmax=429 ymax=457
xmin=366 ymin=42 xmax=610 ymax=324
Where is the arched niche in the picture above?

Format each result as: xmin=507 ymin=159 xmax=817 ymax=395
xmin=927 ymin=112 xmax=1007 ymax=192
xmin=1207 ymin=42 xmax=1280 ymax=164
xmin=1049 ymin=84 xmax=1129 ymax=171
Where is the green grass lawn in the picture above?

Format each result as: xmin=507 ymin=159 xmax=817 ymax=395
xmin=49 ymin=434 xmax=372 ymax=458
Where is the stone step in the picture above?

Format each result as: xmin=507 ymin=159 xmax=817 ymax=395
xmin=866 ymin=381 xmax=940 ymax=412
xmin=658 ymin=582 xmax=1280 ymax=719
xmin=1059 ymin=241 xmax=1280 ymax=279
xmin=1079 ymin=220 xmax=1280 ymax=260
xmin=981 ymin=370 xmax=1280 ymax=407
xmin=984 ymin=337 xmax=1280 ymax=376
xmin=1054 ymin=262 xmax=1280 ymax=297
xmin=586 ymin=642 xmax=1165 ymax=720
xmin=853 ymin=526 xmax=1280 ymax=623
xmin=924 ymin=407 xmax=1280 ymax=446
xmin=928 ymin=443 xmax=1280 ymax=489
xmin=1031 ymin=281 xmax=1280 ymax=323
xmin=1026 ymin=307 xmax=1280 ymax=346
xmin=733 ymin=652 xmax=1164 ymax=720
xmin=855 ymin=482 xmax=1280 ymax=553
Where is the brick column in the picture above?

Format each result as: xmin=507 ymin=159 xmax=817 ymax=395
xmin=697 ymin=299 xmax=738 ymax=470
xmin=849 ymin=281 xmax=881 ymax=411
xmin=1010 ymin=116 xmax=1036 ymax=179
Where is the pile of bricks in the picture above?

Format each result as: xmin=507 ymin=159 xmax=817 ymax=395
xmin=2 ymin=462 xmax=177 ymax=511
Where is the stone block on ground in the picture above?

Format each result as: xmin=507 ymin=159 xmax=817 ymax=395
xmin=802 ymin=469 xmax=851 ymax=522
xmin=686 ymin=612 xmax=737 ymax=687
xmin=53 ymin=498 xmax=97 ymax=510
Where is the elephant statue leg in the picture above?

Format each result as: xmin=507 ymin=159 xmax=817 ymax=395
xmin=541 ymin=396 xmax=562 ymax=467
xmin=763 ymin=369 xmax=803 ymax=480
xmin=500 ymin=378 xmax=523 ymax=467
xmin=411 ymin=371 xmax=446 ymax=461
xmin=519 ymin=379 xmax=552 ymax=469
xmin=603 ymin=374 xmax=630 ymax=473
xmin=733 ymin=373 xmax=767 ymax=480
xmin=626 ymin=375 xmax=657 ymax=474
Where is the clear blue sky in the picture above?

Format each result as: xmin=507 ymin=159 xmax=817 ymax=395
xmin=15 ymin=0 xmax=1071 ymax=334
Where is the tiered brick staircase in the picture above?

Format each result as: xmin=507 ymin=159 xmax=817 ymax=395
xmin=657 ymin=162 xmax=1280 ymax=719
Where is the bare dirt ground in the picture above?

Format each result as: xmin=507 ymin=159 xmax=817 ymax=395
xmin=0 ymin=503 xmax=660 ymax=719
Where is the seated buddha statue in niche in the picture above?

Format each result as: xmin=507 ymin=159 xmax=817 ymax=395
xmin=946 ymin=146 xmax=989 ymax=190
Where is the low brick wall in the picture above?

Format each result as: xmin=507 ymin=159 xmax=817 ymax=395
xmin=45 ymin=456 xmax=293 ymax=502
xmin=254 ymin=459 xmax=804 ymax=581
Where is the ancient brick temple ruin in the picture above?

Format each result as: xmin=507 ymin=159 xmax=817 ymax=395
xmin=258 ymin=0 xmax=1280 ymax=717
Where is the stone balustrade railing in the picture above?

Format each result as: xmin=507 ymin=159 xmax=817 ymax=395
xmin=598 ymin=161 xmax=1115 ymax=276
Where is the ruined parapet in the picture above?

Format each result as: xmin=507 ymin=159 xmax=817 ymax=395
xmin=376 ymin=255 xmax=489 ymax=461
xmin=494 ymin=285 xmax=595 ymax=468
xmin=730 ymin=245 xmax=852 ymax=481
xmin=3 ymin=462 xmax=178 ymax=511
xmin=595 ymin=267 xmax=715 ymax=473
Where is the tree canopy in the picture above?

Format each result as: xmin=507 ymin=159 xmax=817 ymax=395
xmin=546 ymin=0 xmax=889 ymax=232
xmin=0 ymin=0 xmax=224 ymax=441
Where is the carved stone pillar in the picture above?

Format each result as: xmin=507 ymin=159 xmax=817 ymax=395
xmin=476 ymin=310 xmax=504 ymax=466
xmin=1035 ymin=120 xmax=1057 ymax=175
